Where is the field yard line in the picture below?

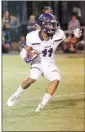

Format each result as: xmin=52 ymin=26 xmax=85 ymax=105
xmin=19 ymin=92 xmax=85 ymax=102
xmin=4 ymin=92 xmax=85 ymax=105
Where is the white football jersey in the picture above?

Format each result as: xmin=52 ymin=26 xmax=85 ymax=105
xmin=26 ymin=29 xmax=66 ymax=64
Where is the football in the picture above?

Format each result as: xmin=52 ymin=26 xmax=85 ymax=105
xmin=27 ymin=49 xmax=39 ymax=60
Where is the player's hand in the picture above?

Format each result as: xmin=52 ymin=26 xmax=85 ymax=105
xmin=73 ymin=28 xmax=82 ymax=38
xmin=20 ymin=47 xmax=38 ymax=64
xmin=24 ymin=56 xmax=31 ymax=63
xmin=24 ymin=50 xmax=38 ymax=63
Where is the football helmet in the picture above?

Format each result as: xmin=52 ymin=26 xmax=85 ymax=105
xmin=37 ymin=13 xmax=58 ymax=36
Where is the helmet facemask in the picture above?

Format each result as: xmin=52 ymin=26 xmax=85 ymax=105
xmin=41 ymin=21 xmax=58 ymax=37
xmin=45 ymin=21 xmax=57 ymax=36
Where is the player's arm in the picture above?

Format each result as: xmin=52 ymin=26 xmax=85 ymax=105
xmin=64 ymin=28 xmax=82 ymax=45
xmin=20 ymin=32 xmax=39 ymax=64
xmin=64 ymin=36 xmax=78 ymax=45
xmin=20 ymin=45 xmax=31 ymax=63
xmin=20 ymin=45 xmax=38 ymax=63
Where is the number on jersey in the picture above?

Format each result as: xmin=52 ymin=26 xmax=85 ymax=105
xmin=42 ymin=48 xmax=53 ymax=57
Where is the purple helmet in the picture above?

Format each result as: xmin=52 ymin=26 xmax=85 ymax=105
xmin=37 ymin=13 xmax=58 ymax=36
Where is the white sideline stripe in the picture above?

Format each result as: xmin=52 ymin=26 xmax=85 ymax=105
xmin=19 ymin=92 xmax=85 ymax=102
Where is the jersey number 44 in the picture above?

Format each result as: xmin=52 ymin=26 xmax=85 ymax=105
xmin=42 ymin=48 xmax=53 ymax=57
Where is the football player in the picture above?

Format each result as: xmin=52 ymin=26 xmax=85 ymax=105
xmin=7 ymin=13 xmax=82 ymax=112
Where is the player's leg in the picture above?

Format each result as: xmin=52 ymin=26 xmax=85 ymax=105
xmin=11 ymin=78 xmax=36 ymax=98
xmin=35 ymin=65 xmax=61 ymax=112
xmin=7 ymin=66 xmax=42 ymax=107
xmin=35 ymin=80 xmax=59 ymax=112
xmin=7 ymin=78 xmax=36 ymax=107
xmin=46 ymin=79 xmax=59 ymax=95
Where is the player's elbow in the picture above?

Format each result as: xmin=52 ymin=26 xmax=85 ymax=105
xmin=20 ymin=48 xmax=27 ymax=60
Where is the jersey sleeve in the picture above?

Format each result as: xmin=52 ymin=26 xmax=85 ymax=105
xmin=61 ymin=31 xmax=66 ymax=42
xmin=26 ymin=34 xmax=32 ymax=47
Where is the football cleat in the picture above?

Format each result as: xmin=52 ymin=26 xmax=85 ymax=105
xmin=7 ymin=94 xmax=19 ymax=107
xmin=35 ymin=103 xmax=44 ymax=112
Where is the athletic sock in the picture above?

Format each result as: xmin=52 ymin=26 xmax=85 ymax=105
xmin=13 ymin=85 xmax=24 ymax=97
xmin=40 ymin=93 xmax=52 ymax=107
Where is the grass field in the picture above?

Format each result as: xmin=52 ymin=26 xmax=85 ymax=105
xmin=3 ymin=54 xmax=84 ymax=131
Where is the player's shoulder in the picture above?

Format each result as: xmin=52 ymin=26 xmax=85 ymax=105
xmin=26 ymin=30 xmax=41 ymax=43
xmin=56 ymin=28 xmax=65 ymax=35
xmin=53 ymin=28 xmax=66 ymax=40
